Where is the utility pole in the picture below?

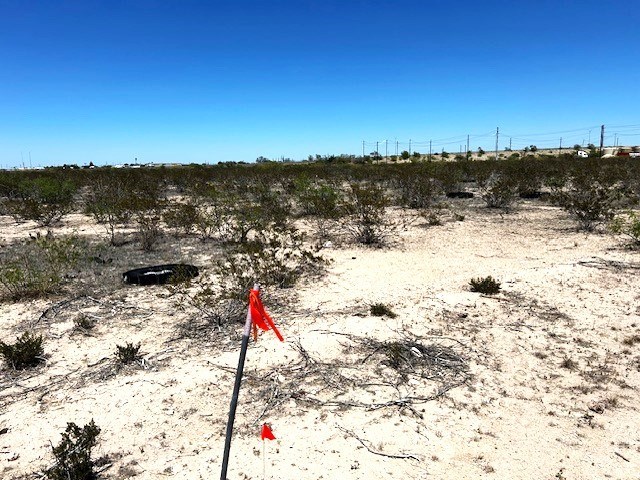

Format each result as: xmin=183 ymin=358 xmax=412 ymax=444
xmin=29 ymin=151 xmax=32 ymax=169
xmin=599 ymin=124 xmax=605 ymax=157
xmin=559 ymin=137 xmax=562 ymax=154
xmin=495 ymin=127 xmax=499 ymax=160
xmin=429 ymin=140 xmax=432 ymax=161
xmin=395 ymin=140 xmax=398 ymax=156
xmin=509 ymin=137 xmax=512 ymax=150
xmin=362 ymin=140 xmax=365 ymax=157
xmin=385 ymin=139 xmax=388 ymax=159
xmin=409 ymin=139 xmax=412 ymax=155
xmin=376 ymin=141 xmax=379 ymax=159
xmin=466 ymin=135 xmax=470 ymax=158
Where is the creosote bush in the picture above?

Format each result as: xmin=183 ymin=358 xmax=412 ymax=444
xmin=344 ymin=182 xmax=391 ymax=246
xmin=610 ymin=211 xmax=640 ymax=246
xmin=469 ymin=276 xmax=501 ymax=295
xmin=0 ymin=235 xmax=87 ymax=300
xmin=370 ymin=303 xmax=397 ymax=318
xmin=0 ymin=332 xmax=44 ymax=370
xmin=44 ymin=420 xmax=101 ymax=480
xmin=5 ymin=177 xmax=77 ymax=226
xmin=477 ymin=172 xmax=518 ymax=209
xmin=551 ymin=174 xmax=622 ymax=231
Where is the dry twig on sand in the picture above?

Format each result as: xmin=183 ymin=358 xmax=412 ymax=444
xmin=336 ymin=424 xmax=421 ymax=461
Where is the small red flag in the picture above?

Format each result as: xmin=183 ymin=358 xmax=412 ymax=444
xmin=249 ymin=289 xmax=284 ymax=342
xmin=261 ymin=424 xmax=276 ymax=441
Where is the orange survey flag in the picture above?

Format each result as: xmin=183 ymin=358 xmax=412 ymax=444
xmin=261 ymin=424 xmax=276 ymax=441
xmin=249 ymin=288 xmax=284 ymax=342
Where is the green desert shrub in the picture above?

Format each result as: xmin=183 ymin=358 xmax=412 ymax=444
xmin=44 ymin=420 xmax=101 ymax=480
xmin=0 ymin=332 xmax=44 ymax=369
xmin=477 ymin=172 xmax=518 ymax=209
xmin=163 ymin=201 xmax=200 ymax=235
xmin=469 ymin=276 xmax=501 ymax=295
xmin=185 ymin=226 xmax=323 ymax=329
xmin=551 ymin=174 xmax=622 ymax=231
xmin=5 ymin=177 xmax=76 ymax=226
xmin=396 ymin=170 xmax=440 ymax=209
xmin=136 ymin=209 xmax=163 ymax=251
xmin=296 ymin=181 xmax=342 ymax=218
xmin=344 ymin=182 xmax=391 ymax=245
xmin=217 ymin=227 xmax=323 ymax=300
xmin=84 ymin=172 xmax=164 ymax=245
xmin=0 ymin=235 xmax=86 ymax=300
xmin=610 ymin=211 xmax=640 ymax=246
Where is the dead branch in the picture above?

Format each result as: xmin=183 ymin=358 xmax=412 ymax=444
xmin=336 ymin=425 xmax=420 ymax=461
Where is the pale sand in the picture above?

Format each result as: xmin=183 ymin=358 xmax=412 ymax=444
xmin=1 ymin=198 xmax=639 ymax=480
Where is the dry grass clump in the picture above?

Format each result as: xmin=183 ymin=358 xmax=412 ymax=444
xmin=115 ymin=342 xmax=142 ymax=365
xmin=469 ymin=276 xmax=501 ymax=295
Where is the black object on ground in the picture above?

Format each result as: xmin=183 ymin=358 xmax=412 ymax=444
xmin=446 ymin=191 xmax=474 ymax=199
xmin=122 ymin=264 xmax=199 ymax=286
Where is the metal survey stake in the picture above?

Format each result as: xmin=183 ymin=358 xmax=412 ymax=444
xmin=220 ymin=284 xmax=259 ymax=480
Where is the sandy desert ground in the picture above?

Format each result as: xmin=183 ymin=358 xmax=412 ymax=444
xmin=1 ymin=194 xmax=639 ymax=480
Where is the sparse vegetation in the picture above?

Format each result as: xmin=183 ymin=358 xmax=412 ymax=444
xmin=0 ymin=235 xmax=87 ymax=300
xmin=561 ymin=357 xmax=579 ymax=370
xmin=1 ymin=154 xmax=639 ymax=480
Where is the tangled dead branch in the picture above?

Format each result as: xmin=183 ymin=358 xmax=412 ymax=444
xmin=231 ymin=333 xmax=471 ymax=428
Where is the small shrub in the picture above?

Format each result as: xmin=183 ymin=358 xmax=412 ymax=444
xmin=295 ymin=180 xmax=342 ymax=218
xmin=136 ymin=211 xmax=163 ymax=251
xmin=0 ymin=235 xmax=86 ymax=300
xmin=44 ymin=420 xmax=101 ymax=480
xmin=469 ymin=276 xmax=501 ymax=295
xmin=73 ymin=315 xmax=96 ymax=332
xmin=163 ymin=201 xmax=200 ymax=235
xmin=561 ymin=357 xmax=578 ymax=370
xmin=115 ymin=342 xmax=141 ymax=365
xmin=622 ymin=334 xmax=640 ymax=346
xmin=0 ymin=332 xmax=44 ymax=369
xmin=610 ymin=211 xmax=640 ymax=246
xmin=216 ymin=227 xmax=323 ymax=301
xmin=344 ymin=183 xmax=392 ymax=246
xmin=551 ymin=174 xmax=622 ymax=231
xmin=421 ymin=210 xmax=443 ymax=226
xmin=370 ymin=303 xmax=397 ymax=318
xmin=396 ymin=172 xmax=439 ymax=209
xmin=370 ymin=303 xmax=398 ymax=318
xmin=478 ymin=173 xmax=518 ymax=209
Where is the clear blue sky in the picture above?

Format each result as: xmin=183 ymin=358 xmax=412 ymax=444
xmin=1 ymin=0 xmax=639 ymax=168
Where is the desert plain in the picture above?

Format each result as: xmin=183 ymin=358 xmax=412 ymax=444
xmin=1 ymin=170 xmax=639 ymax=480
